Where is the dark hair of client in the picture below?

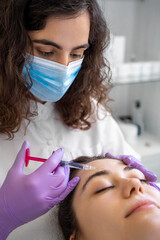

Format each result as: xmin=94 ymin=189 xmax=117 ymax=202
xmin=58 ymin=155 xmax=107 ymax=240
xmin=0 ymin=0 xmax=112 ymax=139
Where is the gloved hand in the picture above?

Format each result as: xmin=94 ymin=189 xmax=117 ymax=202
xmin=105 ymin=153 xmax=157 ymax=182
xmin=0 ymin=141 xmax=79 ymax=240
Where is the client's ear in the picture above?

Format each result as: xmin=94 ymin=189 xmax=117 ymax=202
xmin=70 ymin=231 xmax=76 ymax=240
xmin=70 ymin=230 xmax=83 ymax=240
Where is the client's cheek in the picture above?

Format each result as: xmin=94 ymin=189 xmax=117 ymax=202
xmin=149 ymin=182 xmax=160 ymax=192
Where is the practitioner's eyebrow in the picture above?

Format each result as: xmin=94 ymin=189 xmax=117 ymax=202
xmin=82 ymin=166 xmax=141 ymax=191
xmin=32 ymin=39 xmax=89 ymax=50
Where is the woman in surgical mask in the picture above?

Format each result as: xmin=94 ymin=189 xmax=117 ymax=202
xmin=0 ymin=1 xmax=139 ymax=240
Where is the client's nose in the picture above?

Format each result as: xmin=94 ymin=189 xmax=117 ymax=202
xmin=121 ymin=178 xmax=144 ymax=198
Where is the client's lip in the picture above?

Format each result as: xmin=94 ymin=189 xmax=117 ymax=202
xmin=125 ymin=199 xmax=158 ymax=218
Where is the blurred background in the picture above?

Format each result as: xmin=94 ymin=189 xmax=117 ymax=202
xmin=98 ymin=0 xmax=160 ymax=181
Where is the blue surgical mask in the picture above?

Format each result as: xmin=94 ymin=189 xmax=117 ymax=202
xmin=22 ymin=54 xmax=83 ymax=102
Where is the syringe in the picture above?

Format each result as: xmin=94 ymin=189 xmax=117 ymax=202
xmin=25 ymin=149 xmax=95 ymax=170
xmin=60 ymin=160 xmax=95 ymax=170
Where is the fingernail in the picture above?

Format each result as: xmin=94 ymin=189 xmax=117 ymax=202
xmin=73 ymin=177 xmax=80 ymax=184
xmin=22 ymin=140 xmax=30 ymax=149
xmin=55 ymin=148 xmax=64 ymax=154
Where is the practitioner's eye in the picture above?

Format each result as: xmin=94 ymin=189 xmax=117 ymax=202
xmin=95 ymin=186 xmax=114 ymax=194
xmin=70 ymin=53 xmax=82 ymax=59
xmin=37 ymin=50 xmax=54 ymax=57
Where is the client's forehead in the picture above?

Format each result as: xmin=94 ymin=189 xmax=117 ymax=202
xmin=72 ymin=158 xmax=126 ymax=199
xmin=76 ymin=158 xmax=124 ymax=183
xmin=81 ymin=158 xmax=123 ymax=173
xmin=89 ymin=158 xmax=123 ymax=168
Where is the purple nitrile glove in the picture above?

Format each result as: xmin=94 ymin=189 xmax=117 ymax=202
xmin=0 ymin=141 xmax=80 ymax=240
xmin=105 ymin=153 xmax=157 ymax=182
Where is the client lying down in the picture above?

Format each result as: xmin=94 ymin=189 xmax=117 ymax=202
xmin=58 ymin=154 xmax=160 ymax=240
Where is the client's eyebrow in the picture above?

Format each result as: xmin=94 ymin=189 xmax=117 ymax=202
xmin=123 ymin=166 xmax=139 ymax=171
xmin=82 ymin=170 xmax=110 ymax=191
xmin=82 ymin=166 xmax=141 ymax=191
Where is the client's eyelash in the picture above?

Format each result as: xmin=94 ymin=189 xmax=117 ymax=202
xmin=95 ymin=186 xmax=114 ymax=194
xmin=95 ymin=179 xmax=148 ymax=194
xmin=140 ymin=179 xmax=149 ymax=184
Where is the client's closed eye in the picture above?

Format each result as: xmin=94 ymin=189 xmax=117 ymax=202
xmin=95 ymin=186 xmax=114 ymax=194
xmin=95 ymin=179 xmax=148 ymax=194
xmin=140 ymin=179 xmax=149 ymax=184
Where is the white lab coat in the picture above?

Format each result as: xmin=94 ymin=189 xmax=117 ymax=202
xmin=0 ymin=101 xmax=139 ymax=240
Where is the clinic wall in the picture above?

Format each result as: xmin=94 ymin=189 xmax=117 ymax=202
xmin=98 ymin=0 xmax=160 ymax=138
xmin=98 ymin=0 xmax=137 ymax=61
xmin=109 ymin=82 xmax=160 ymax=139
xmin=98 ymin=0 xmax=160 ymax=62
xmin=133 ymin=0 xmax=160 ymax=61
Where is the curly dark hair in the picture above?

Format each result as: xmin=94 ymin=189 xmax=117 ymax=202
xmin=0 ymin=0 xmax=112 ymax=139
